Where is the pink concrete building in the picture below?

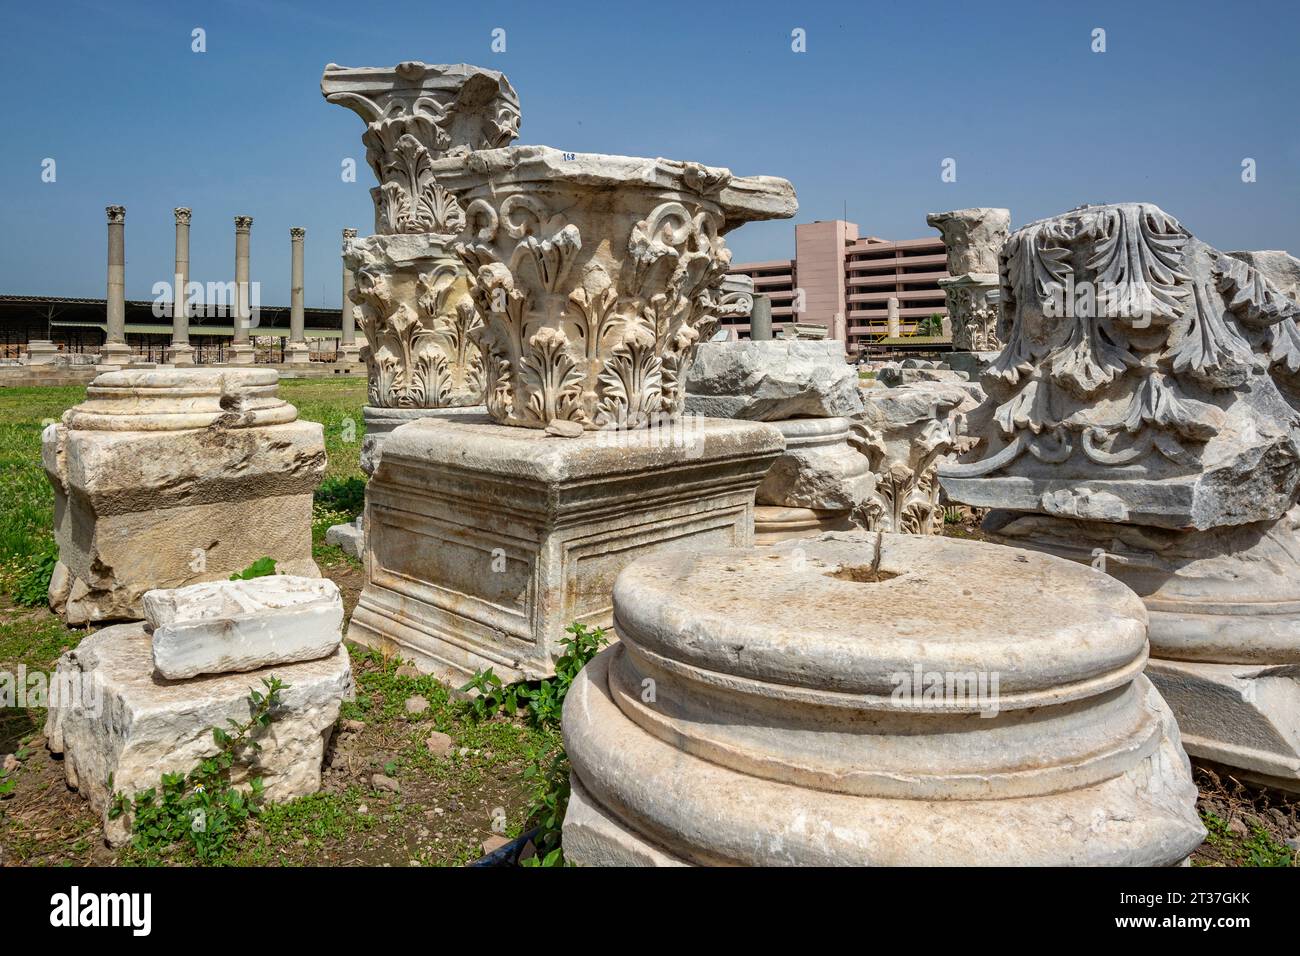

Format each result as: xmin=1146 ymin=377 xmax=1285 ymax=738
xmin=728 ymin=219 xmax=951 ymax=354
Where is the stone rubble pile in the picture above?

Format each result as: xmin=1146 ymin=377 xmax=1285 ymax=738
xmin=562 ymin=532 xmax=1205 ymax=865
xmin=46 ymin=575 xmax=352 ymax=846
xmin=941 ymin=201 xmax=1300 ymax=792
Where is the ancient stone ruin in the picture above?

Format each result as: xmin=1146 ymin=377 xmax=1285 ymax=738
xmin=43 ymin=368 xmax=325 ymax=625
xmin=46 ymin=576 xmax=353 ymax=846
xmin=941 ymin=201 xmax=1300 ymax=791
xmin=562 ymin=532 xmax=1205 ymax=864
xmin=322 ymin=62 xmax=520 ymax=472
xmin=332 ymin=62 xmax=795 ymax=683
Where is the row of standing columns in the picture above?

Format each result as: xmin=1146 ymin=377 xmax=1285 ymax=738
xmin=96 ymin=205 xmax=361 ymax=367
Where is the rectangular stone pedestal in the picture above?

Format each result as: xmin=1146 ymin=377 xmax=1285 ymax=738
xmin=26 ymin=340 xmax=59 ymax=365
xmin=347 ymin=414 xmax=784 ymax=683
xmin=97 ymin=343 xmax=133 ymax=365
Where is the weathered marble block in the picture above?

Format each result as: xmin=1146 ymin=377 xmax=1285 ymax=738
xmin=45 ymin=623 xmax=353 ymax=846
xmin=43 ymin=369 xmax=325 ymax=625
xmin=562 ymin=533 xmax=1205 ymax=866
xmin=360 ymin=404 xmax=484 ymax=476
xmin=347 ymin=413 xmax=784 ymax=683
xmin=940 ymin=201 xmax=1300 ymax=790
xmin=686 ymin=339 xmax=863 ymax=421
xmin=144 ymin=576 xmax=343 ymax=680
xmin=756 ymin=418 xmax=874 ymax=512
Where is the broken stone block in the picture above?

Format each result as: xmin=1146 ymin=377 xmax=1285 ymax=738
xmin=325 ymin=516 xmax=364 ymax=559
xmin=1227 ymin=249 xmax=1300 ymax=301
xmin=685 ymin=340 xmax=863 ymax=421
xmin=143 ymin=576 xmax=343 ymax=680
xmin=45 ymin=623 xmax=353 ymax=846
xmin=855 ymin=381 xmax=982 ymax=534
xmin=563 ymin=533 xmax=1205 ymax=865
xmin=877 ymin=364 xmax=969 ymax=387
xmin=43 ymin=368 xmax=325 ymax=625
xmin=756 ymin=418 xmax=874 ymax=512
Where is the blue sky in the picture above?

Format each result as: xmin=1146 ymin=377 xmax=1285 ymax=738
xmin=1 ymin=0 xmax=1297 ymax=307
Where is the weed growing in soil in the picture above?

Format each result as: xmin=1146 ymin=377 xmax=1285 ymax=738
xmin=459 ymin=622 xmax=609 ymax=864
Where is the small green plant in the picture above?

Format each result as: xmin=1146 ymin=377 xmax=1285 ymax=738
xmin=917 ymin=313 xmax=946 ymax=337
xmin=458 ymin=667 xmax=523 ymax=721
xmin=458 ymin=622 xmax=608 ymax=730
xmin=13 ymin=551 xmax=57 ymax=606
xmin=458 ymin=622 xmax=608 ymax=867
xmin=110 ymin=677 xmax=288 ymax=863
xmin=520 ymin=747 xmax=570 ymax=867
xmin=315 ymin=476 xmax=366 ymax=516
xmin=230 ymin=556 xmax=277 ymax=581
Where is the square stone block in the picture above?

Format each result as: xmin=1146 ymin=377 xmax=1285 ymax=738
xmin=347 ymin=414 xmax=784 ymax=683
xmin=45 ymin=623 xmax=353 ymax=846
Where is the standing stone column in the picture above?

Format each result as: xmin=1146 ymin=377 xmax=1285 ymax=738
xmin=99 ymin=205 xmax=132 ymax=366
xmin=323 ymin=62 xmax=523 ymax=470
xmin=338 ymin=228 xmax=361 ymax=364
xmin=286 ymin=227 xmax=310 ymax=364
xmin=750 ymin=295 xmax=773 ymax=341
xmin=886 ymin=297 xmax=900 ymax=339
xmin=227 ymin=216 xmax=256 ymax=365
xmin=926 ymin=207 xmax=1010 ymax=377
xmin=167 ymin=208 xmax=194 ymax=365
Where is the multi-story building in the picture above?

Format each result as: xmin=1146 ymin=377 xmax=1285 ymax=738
xmin=727 ymin=219 xmax=951 ymax=355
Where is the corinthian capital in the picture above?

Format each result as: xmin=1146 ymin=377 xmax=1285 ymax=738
xmin=106 ymin=205 xmax=125 ymax=224
xmin=321 ymin=61 xmax=521 ymax=236
xmin=174 ymin=207 xmax=192 ymax=225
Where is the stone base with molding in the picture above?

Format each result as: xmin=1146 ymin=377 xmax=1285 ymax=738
xmin=45 ymin=623 xmax=353 ymax=846
xmin=984 ymin=509 xmax=1300 ymax=792
xmin=348 ymin=413 xmax=784 ymax=683
xmin=563 ymin=533 xmax=1204 ymax=865
xmin=753 ymin=505 xmax=855 ymax=545
xmin=44 ymin=368 xmax=325 ymax=625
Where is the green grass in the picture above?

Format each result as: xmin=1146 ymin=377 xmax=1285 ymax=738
xmin=1200 ymin=810 xmax=1295 ymax=867
xmin=0 ymin=386 xmax=83 ymax=597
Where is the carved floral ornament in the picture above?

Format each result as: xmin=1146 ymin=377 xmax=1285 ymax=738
xmin=444 ymin=173 xmax=746 ymax=430
xmin=347 ymin=241 xmax=484 ymax=409
xmin=946 ymin=203 xmax=1300 ymax=478
xmin=322 ymin=62 xmax=521 ymax=236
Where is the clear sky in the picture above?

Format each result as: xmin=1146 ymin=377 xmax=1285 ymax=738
xmin=1 ymin=0 xmax=1297 ymax=308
